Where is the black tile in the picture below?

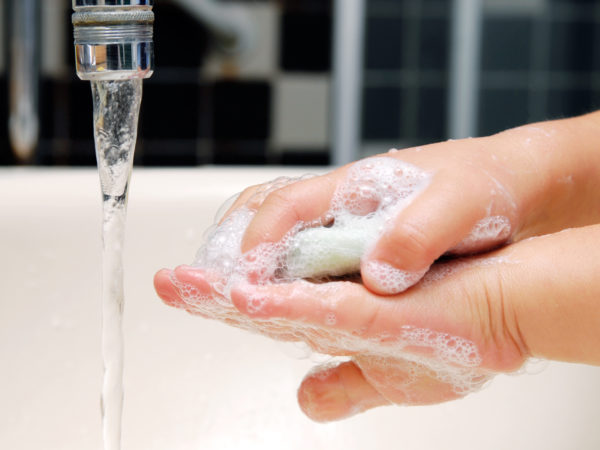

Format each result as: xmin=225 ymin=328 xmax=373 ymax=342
xmin=68 ymin=79 xmax=94 ymax=140
xmin=550 ymin=0 xmax=596 ymax=4
xmin=365 ymin=17 xmax=405 ymax=70
xmin=140 ymin=139 xmax=198 ymax=166
xmin=279 ymin=149 xmax=330 ymax=165
xmin=546 ymin=88 xmax=594 ymax=119
xmin=212 ymin=81 xmax=271 ymax=140
xmin=279 ymin=0 xmax=332 ymax=12
xmin=549 ymin=20 xmax=595 ymax=72
xmin=0 ymin=139 xmax=15 ymax=165
xmin=153 ymin=3 xmax=210 ymax=69
xmin=280 ymin=11 xmax=332 ymax=72
xmin=67 ymin=140 xmax=96 ymax=166
xmin=140 ymin=82 xmax=201 ymax=139
xmin=362 ymin=86 xmax=402 ymax=139
xmin=479 ymin=88 xmax=529 ymax=136
xmin=481 ymin=17 xmax=533 ymax=71
xmin=0 ymin=76 xmax=7 ymax=140
xmin=213 ymin=140 xmax=268 ymax=165
xmin=417 ymin=87 xmax=447 ymax=141
xmin=40 ymin=78 xmax=72 ymax=140
xmin=419 ymin=16 xmax=449 ymax=71
xmin=35 ymin=141 xmax=56 ymax=166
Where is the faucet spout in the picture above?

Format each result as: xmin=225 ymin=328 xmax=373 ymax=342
xmin=72 ymin=0 xmax=154 ymax=81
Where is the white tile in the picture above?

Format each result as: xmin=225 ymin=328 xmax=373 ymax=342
xmin=273 ymin=75 xmax=330 ymax=149
xmin=202 ymin=3 xmax=278 ymax=79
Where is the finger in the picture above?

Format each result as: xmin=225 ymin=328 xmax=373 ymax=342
xmin=154 ymin=269 xmax=186 ymax=308
xmin=218 ymin=185 xmax=262 ymax=224
xmin=297 ymin=360 xmax=389 ymax=422
xmin=169 ymin=266 xmax=313 ymax=340
xmin=361 ymin=172 xmax=508 ymax=294
xmin=230 ymin=280 xmax=399 ymax=335
xmin=240 ymin=173 xmax=341 ymax=253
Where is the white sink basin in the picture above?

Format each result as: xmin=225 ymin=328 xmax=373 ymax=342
xmin=1 ymin=168 xmax=599 ymax=450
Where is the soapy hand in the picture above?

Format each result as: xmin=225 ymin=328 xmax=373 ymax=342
xmin=154 ymin=112 xmax=600 ymax=421
xmin=155 ymin=224 xmax=600 ymax=421
xmin=221 ymin=114 xmax=600 ymax=294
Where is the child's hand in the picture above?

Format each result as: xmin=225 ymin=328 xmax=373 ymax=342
xmin=155 ymin=224 xmax=600 ymax=421
xmin=218 ymin=114 xmax=600 ymax=294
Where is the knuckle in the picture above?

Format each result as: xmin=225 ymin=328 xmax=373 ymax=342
xmin=262 ymin=186 xmax=302 ymax=221
xmin=387 ymin=221 xmax=436 ymax=265
xmin=462 ymin=267 xmax=527 ymax=370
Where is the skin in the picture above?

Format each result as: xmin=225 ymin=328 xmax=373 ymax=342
xmin=154 ymin=111 xmax=600 ymax=422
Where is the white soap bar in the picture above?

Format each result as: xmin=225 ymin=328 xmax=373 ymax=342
xmin=286 ymin=215 xmax=382 ymax=279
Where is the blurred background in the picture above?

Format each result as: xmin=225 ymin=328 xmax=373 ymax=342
xmin=1 ymin=0 xmax=599 ymax=167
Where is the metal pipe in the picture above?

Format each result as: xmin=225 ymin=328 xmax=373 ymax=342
xmin=448 ymin=0 xmax=484 ymax=139
xmin=331 ymin=0 xmax=366 ymax=167
xmin=8 ymin=0 xmax=40 ymax=164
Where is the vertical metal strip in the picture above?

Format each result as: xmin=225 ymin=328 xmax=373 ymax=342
xmin=448 ymin=0 xmax=484 ymax=139
xmin=332 ymin=0 xmax=366 ymax=166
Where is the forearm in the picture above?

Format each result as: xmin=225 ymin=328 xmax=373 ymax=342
xmin=504 ymin=224 xmax=600 ymax=365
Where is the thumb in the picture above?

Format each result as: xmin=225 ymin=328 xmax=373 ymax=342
xmin=361 ymin=174 xmax=502 ymax=294
xmin=297 ymin=361 xmax=389 ymax=422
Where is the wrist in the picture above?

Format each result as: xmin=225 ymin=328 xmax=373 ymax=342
xmin=502 ymin=114 xmax=600 ymax=238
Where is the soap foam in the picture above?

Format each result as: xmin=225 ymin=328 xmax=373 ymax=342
xmin=168 ymin=156 xmax=512 ymax=403
xmin=451 ymin=215 xmax=512 ymax=254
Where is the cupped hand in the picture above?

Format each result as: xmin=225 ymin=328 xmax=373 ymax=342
xmin=155 ymin=223 xmax=600 ymax=421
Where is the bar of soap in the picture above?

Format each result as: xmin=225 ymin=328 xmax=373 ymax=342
xmin=286 ymin=216 xmax=382 ymax=279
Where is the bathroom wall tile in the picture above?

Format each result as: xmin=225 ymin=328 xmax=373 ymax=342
xmin=140 ymin=139 xmax=198 ymax=166
xmin=478 ymin=88 xmax=529 ymax=136
xmin=484 ymin=0 xmax=546 ymax=15
xmin=272 ymin=75 xmax=329 ymax=149
xmin=67 ymin=140 xmax=96 ymax=166
xmin=68 ymin=79 xmax=94 ymax=140
xmin=40 ymin=79 xmax=57 ymax=140
xmin=481 ymin=17 xmax=533 ymax=71
xmin=0 ymin=0 xmax=5 ymax=75
xmin=279 ymin=149 xmax=330 ymax=165
xmin=417 ymin=86 xmax=447 ymax=141
xmin=279 ymin=0 xmax=332 ymax=13
xmin=0 ymin=76 xmax=12 ymax=165
xmin=152 ymin=2 xmax=211 ymax=69
xmin=212 ymin=80 xmax=271 ymax=139
xmin=362 ymin=86 xmax=402 ymax=140
xmin=546 ymin=88 xmax=594 ymax=119
xmin=140 ymin=82 xmax=202 ymax=139
xmin=202 ymin=3 xmax=278 ymax=78
xmin=213 ymin=140 xmax=268 ymax=165
xmin=549 ymin=19 xmax=595 ymax=73
xmin=364 ymin=17 xmax=405 ymax=70
xmin=279 ymin=10 xmax=332 ymax=72
xmin=419 ymin=16 xmax=449 ymax=71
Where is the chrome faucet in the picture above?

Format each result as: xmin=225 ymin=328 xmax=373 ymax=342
xmin=72 ymin=0 xmax=155 ymax=81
